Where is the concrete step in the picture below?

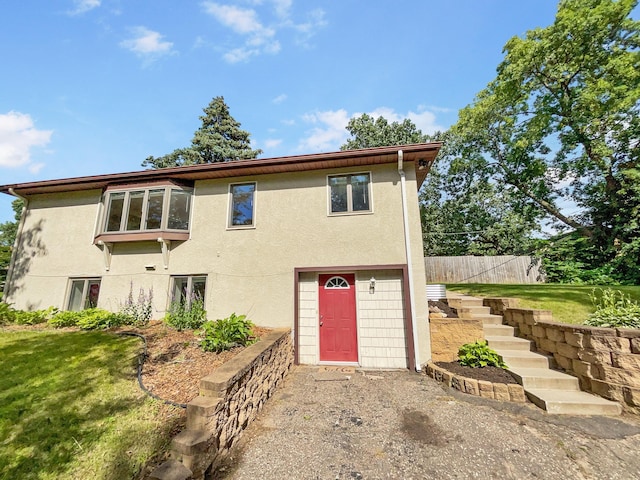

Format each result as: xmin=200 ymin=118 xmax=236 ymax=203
xmin=525 ymin=388 xmax=623 ymax=415
xmin=457 ymin=306 xmax=491 ymax=316
xmin=447 ymin=296 xmax=484 ymax=309
xmin=509 ymin=367 xmax=580 ymax=390
xmin=499 ymin=350 xmax=550 ymax=369
xmin=483 ymin=324 xmax=514 ymax=336
xmin=486 ymin=336 xmax=532 ymax=351
xmin=470 ymin=314 xmax=504 ymax=325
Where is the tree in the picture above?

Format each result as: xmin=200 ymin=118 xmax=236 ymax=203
xmin=0 ymin=199 xmax=23 ymax=288
xmin=450 ymin=0 xmax=639 ymax=282
xmin=341 ymin=116 xmax=538 ymax=256
xmin=142 ymin=96 xmax=262 ymax=169
xmin=341 ymin=114 xmax=429 ymax=150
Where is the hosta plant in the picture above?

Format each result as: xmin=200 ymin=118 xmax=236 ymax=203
xmin=458 ymin=340 xmax=507 ymax=369
xmin=200 ymin=313 xmax=256 ymax=353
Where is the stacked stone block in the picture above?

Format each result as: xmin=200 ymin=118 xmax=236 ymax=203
xmin=149 ymin=329 xmax=294 ymax=480
xmin=486 ymin=298 xmax=640 ymax=414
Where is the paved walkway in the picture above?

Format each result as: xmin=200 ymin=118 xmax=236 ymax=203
xmin=212 ymin=366 xmax=640 ymax=480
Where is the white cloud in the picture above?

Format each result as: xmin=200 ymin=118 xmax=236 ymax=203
xmin=202 ymin=1 xmax=326 ymax=63
xmin=264 ymin=138 xmax=282 ymax=149
xmin=0 ymin=112 xmax=53 ymax=169
xmin=297 ymin=106 xmax=444 ymax=152
xmin=272 ymin=94 xmax=287 ymax=104
xmin=298 ymin=109 xmax=351 ymax=152
xmin=120 ymin=27 xmax=175 ymax=62
xmin=68 ymin=0 xmax=101 ymax=15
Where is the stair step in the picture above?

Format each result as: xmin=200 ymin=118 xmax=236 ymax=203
xmin=483 ymin=324 xmax=514 ymax=336
xmin=486 ymin=336 xmax=532 ymax=351
xmin=471 ymin=314 xmax=504 ymax=325
xmin=458 ymin=306 xmax=491 ymax=315
xmin=499 ymin=350 xmax=550 ymax=368
xmin=525 ymin=389 xmax=623 ymax=415
xmin=447 ymin=296 xmax=484 ymax=308
xmin=508 ymin=367 xmax=580 ymax=390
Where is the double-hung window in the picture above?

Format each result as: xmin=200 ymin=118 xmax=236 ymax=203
xmin=328 ymin=173 xmax=372 ymax=214
xmin=228 ymin=182 xmax=256 ymax=228
xmin=171 ymin=275 xmax=207 ymax=307
xmin=67 ymin=278 xmax=101 ymax=311
xmin=102 ymin=185 xmax=192 ymax=235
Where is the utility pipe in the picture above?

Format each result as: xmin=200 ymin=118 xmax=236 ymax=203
xmin=397 ymin=151 xmax=421 ymax=372
xmin=3 ymin=188 xmax=29 ymax=300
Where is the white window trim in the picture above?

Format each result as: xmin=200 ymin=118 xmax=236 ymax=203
xmin=227 ymin=181 xmax=257 ymax=230
xmin=102 ymin=185 xmax=193 ymax=234
xmin=65 ymin=277 xmax=101 ymax=311
xmin=326 ymin=171 xmax=374 ymax=216
xmin=169 ymin=274 xmax=208 ymax=308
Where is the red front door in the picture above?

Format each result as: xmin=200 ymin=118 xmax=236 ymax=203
xmin=319 ymin=274 xmax=358 ymax=362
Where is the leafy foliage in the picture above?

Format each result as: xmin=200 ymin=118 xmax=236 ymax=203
xmin=142 ymin=96 xmax=262 ymax=169
xmin=584 ymin=288 xmax=640 ymax=328
xmin=341 ymin=113 xmax=429 ymax=150
xmin=48 ymin=309 xmax=131 ymax=329
xmin=0 ymin=302 xmax=15 ymax=325
xmin=199 ymin=313 xmax=256 ymax=353
xmin=164 ymin=297 xmax=207 ymax=331
xmin=0 ymin=199 xmax=23 ymax=286
xmin=120 ymin=283 xmax=154 ymax=326
xmin=458 ymin=340 xmax=507 ymax=369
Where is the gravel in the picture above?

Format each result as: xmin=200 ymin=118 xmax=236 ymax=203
xmin=211 ymin=366 xmax=640 ymax=480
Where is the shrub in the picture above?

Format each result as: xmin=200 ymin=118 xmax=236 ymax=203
xmin=458 ymin=340 xmax=507 ymax=369
xmin=120 ymin=284 xmax=154 ymax=326
xmin=164 ymin=298 xmax=206 ymax=331
xmin=49 ymin=309 xmax=129 ymax=330
xmin=584 ymin=288 xmax=640 ymax=329
xmin=13 ymin=306 xmax=58 ymax=325
xmin=0 ymin=302 xmax=16 ymax=325
xmin=200 ymin=313 xmax=256 ymax=353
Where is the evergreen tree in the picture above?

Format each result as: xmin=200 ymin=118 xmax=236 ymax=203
xmin=142 ymin=96 xmax=262 ymax=169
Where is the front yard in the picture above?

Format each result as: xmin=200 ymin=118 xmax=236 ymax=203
xmin=446 ymin=283 xmax=640 ymax=324
xmin=0 ymin=329 xmax=182 ymax=480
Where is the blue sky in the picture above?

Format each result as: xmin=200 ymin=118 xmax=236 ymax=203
xmin=0 ymin=0 xmax=566 ymax=222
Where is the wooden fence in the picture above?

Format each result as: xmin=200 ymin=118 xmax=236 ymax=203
xmin=424 ymin=256 xmax=543 ymax=284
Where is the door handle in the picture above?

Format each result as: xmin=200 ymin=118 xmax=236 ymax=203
xmin=320 ymin=321 xmax=323 ymax=326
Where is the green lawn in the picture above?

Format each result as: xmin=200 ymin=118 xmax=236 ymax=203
xmin=0 ymin=329 xmax=181 ymax=480
xmin=446 ymin=284 xmax=640 ymax=324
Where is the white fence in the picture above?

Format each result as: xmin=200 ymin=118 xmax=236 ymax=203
xmin=424 ymin=256 xmax=543 ymax=284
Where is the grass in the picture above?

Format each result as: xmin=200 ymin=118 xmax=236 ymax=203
xmin=446 ymin=284 xmax=640 ymax=324
xmin=0 ymin=329 xmax=182 ymax=480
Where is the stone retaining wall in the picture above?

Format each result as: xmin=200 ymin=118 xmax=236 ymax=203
xmin=426 ymin=362 xmax=526 ymax=402
xmin=429 ymin=315 xmax=484 ymax=362
xmin=485 ymin=298 xmax=640 ymax=414
xmin=149 ymin=329 xmax=293 ymax=480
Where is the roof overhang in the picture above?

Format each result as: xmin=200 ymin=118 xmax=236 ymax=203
xmin=0 ymin=143 xmax=441 ymax=197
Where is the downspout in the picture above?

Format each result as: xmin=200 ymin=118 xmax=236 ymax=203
xmin=3 ymin=189 xmax=29 ymax=300
xmin=397 ymin=150 xmax=421 ymax=372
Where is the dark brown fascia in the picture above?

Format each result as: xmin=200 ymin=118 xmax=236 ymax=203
xmin=0 ymin=143 xmax=441 ymax=197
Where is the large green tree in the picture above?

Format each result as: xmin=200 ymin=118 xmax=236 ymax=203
xmin=341 ymin=116 xmax=538 ymax=255
xmin=0 ymin=199 xmax=23 ymax=288
xmin=142 ymin=96 xmax=262 ymax=169
xmin=451 ymin=0 xmax=640 ymax=282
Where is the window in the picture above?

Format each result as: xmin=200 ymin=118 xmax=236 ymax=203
xmin=103 ymin=186 xmax=192 ymax=234
xmin=171 ymin=275 xmax=207 ymax=307
xmin=324 ymin=276 xmax=350 ymax=288
xmin=328 ymin=173 xmax=371 ymax=214
xmin=228 ymin=182 xmax=256 ymax=228
xmin=67 ymin=278 xmax=101 ymax=311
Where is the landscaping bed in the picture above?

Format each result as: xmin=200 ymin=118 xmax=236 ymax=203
xmin=435 ymin=361 xmax=518 ymax=384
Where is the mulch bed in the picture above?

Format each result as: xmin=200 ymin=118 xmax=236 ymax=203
xmin=117 ymin=320 xmax=272 ymax=405
xmin=435 ymin=361 xmax=518 ymax=384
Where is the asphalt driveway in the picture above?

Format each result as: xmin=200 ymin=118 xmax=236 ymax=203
xmin=212 ymin=366 xmax=640 ymax=480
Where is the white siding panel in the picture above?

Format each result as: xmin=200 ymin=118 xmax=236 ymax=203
xmin=298 ymin=273 xmax=318 ymax=364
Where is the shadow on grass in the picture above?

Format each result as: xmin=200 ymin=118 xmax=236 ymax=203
xmin=0 ymin=330 xmax=181 ymax=480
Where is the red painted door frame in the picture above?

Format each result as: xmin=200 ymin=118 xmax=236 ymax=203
xmin=318 ymin=273 xmax=358 ymax=362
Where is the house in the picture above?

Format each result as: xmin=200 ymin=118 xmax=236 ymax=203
xmin=1 ymin=143 xmax=441 ymax=370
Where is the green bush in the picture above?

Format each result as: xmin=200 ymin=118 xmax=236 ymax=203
xmin=0 ymin=302 xmax=16 ymax=325
xmin=120 ymin=284 xmax=154 ymax=326
xmin=48 ymin=309 xmax=130 ymax=330
xmin=200 ymin=313 xmax=256 ymax=353
xmin=13 ymin=306 xmax=58 ymax=325
xmin=584 ymin=288 xmax=640 ymax=328
xmin=458 ymin=340 xmax=507 ymax=369
xmin=164 ymin=298 xmax=206 ymax=331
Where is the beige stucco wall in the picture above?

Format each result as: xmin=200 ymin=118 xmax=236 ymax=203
xmin=5 ymin=161 xmax=432 ymax=364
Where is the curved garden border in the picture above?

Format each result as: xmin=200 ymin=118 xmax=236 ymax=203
xmin=426 ymin=362 xmax=526 ymax=403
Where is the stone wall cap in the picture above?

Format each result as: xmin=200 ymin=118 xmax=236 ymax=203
xmin=616 ymin=328 xmax=640 ymax=339
xmin=149 ymin=459 xmax=193 ymax=480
